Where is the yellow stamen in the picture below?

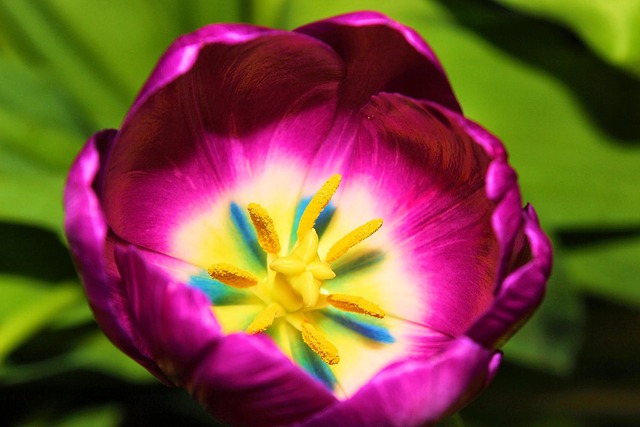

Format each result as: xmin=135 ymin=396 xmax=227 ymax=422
xmin=207 ymin=263 xmax=258 ymax=288
xmin=297 ymin=174 xmax=341 ymax=241
xmin=246 ymin=303 xmax=283 ymax=334
xmin=301 ymin=320 xmax=340 ymax=365
xmin=327 ymin=294 xmax=385 ymax=318
xmin=325 ymin=218 xmax=383 ymax=263
xmin=247 ymin=203 xmax=281 ymax=254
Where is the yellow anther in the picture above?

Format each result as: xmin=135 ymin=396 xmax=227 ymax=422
xmin=205 ymin=174 xmax=389 ymax=367
xmin=297 ymin=175 xmax=341 ymax=241
xmin=247 ymin=203 xmax=281 ymax=254
xmin=207 ymin=263 xmax=258 ymax=288
xmin=246 ymin=303 xmax=283 ymax=334
xmin=327 ymin=294 xmax=385 ymax=318
xmin=325 ymin=218 xmax=383 ymax=263
xmin=301 ymin=320 xmax=340 ymax=365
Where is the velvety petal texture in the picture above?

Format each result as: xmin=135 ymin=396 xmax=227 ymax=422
xmin=64 ymin=11 xmax=552 ymax=427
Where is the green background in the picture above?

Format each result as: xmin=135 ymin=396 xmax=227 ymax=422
xmin=1 ymin=1 xmax=639 ymax=426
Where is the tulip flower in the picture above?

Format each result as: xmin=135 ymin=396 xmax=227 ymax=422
xmin=64 ymin=11 xmax=552 ymax=427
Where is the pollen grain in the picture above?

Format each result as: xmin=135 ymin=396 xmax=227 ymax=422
xmin=297 ymin=174 xmax=341 ymax=241
xmin=325 ymin=218 xmax=383 ymax=263
xmin=246 ymin=303 xmax=283 ymax=334
xmin=327 ymin=293 xmax=385 ymax=318
xmin=301 ymin=320 xmax=340 ymax=365
xmin=207 ymin=263 xmax=258 ymax=288
xmin=247 ymin=203 xmax=281 ymax=254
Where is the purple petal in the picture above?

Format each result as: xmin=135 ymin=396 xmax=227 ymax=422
xmin=190 ymin=334 xmax=337 ymax=427
xmin=466 ymin=205 xmax=553 ymax=348
xmin=295 ymin=11 xmax=461 ymax=111
xmin=113 ymin=244 xmax=221 ymax=383
xmin=102 ymin=27 xmax=344 ymax=259
xmin=300 ymin=337 xmax=499 ymax=427
xmin=114 ymin=245 xmax=337 ymax=427
xmin=320 ymin=93 xmax=499 ymax=337
xmin=64 ymin=130 xmax=168 ymax=382
xmin=445 ymin=116 xmax=525 ymax=286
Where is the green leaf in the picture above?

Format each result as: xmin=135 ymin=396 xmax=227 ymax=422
xmin=0 ymin=328 xmax=154 ymax=384
xmin=0 ymin=276 xmax=151 ymax=384
xmin=0 ymin=168 xmax=66 ymax=232
xmin=0 ymin=56 xmax=89 ymax=138
xmin=279 ymin=0 xmax=453 ymax=29
xmin=248 ymin=0 xmax=291 ymax=27
xmin=60 ymin=331 xmax=154 ymax=382
xmin=564 ymin=235 xmax=640 ymax=307
xmin=0 ymin=1 xmax=247 ymax=130
xmin=0 ymin=276 xmax=82 ymax=362
xmin=412 ymin=4 xmax=640 ymax=228
xmin=0 ymin=56 xmax=86 ymax=232
xmin=21 ymin=405 xmax=123 ymax=427
xmin=495 ymin=0 xmax=640 ymax=77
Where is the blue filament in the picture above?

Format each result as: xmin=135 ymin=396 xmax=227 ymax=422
xmin=332 ymin=249 xmax=385 ymax=276
xmin=229 ymin=202 xmax=266 ymax=265
xmin=287 ymin=327 xmax=337 ymax=389
xmin=322 ymin=309 xmax=395 ymax=344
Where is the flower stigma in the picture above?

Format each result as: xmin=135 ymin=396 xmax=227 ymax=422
xmin=207 ymin=174 xmax=385 ymax=365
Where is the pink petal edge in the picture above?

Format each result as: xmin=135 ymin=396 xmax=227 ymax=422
xmin=299 ymin=337 xmax=499 ymax=427
xmin=113 ymin=244 xmax=337 ymax=427
xmin=466 ymin=205 xmax=553 ymax=348
xmin=64 ymin=130 xmax=169 ymax=383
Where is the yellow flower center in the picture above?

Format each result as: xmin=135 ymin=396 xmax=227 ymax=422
xmin=207 ymin=174 xmax=385 ymax=365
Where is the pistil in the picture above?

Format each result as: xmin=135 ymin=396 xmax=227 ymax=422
xmin=207 ymin=174 xmax=386 ymax=365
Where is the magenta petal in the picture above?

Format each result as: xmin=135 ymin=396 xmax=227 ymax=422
xmin=466 ymin=205 xmax=553 ymax=348
xmin=113 ymin=245 xmax=336 ymax=427
xmin=128 ymin=24 xmax=280 ymax=121
xmin=301 ymin=337 xmax=498 ymax=427
xmin=335 ymin=94 xmax=499 ymax=336
xmin=102 ymin=28 xmax=344 ymax=257
xmin=63 ymin=12 xmax=554 ymax=426
xmin=430 ymin=106 xmax=526 ymax=287
xmin=64 ymin=130 xmax=166 ymax=381
xmin=190 ymin=334 xmax=337 ymax=427
xmin=112 ymin=244 xmax=221 ymax=383
xmin=296 ymin=11 xmax=460 ymax=111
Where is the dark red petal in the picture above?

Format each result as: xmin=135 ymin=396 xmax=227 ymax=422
xmin=296 ymin=11 xmax=461 ymax=111
xmin=102 ymin=28 xmax=344 ymax=259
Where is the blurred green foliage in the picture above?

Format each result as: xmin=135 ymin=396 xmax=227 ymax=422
xmin=0 ymin=1 xmax=638 ymax=426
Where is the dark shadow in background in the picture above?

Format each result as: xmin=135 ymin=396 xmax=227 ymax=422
xmin=432 ymin=0 xmax=640 ymax=144
xmin=0 ymin=371 xmax=223 ymax=427
xmin=0 ymin=222 xmax=76 ymax=282
xmin=556 ymin=225 xmax=640 ymax=248
xmin=462 ymin=297 xmax=640 ymax=427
